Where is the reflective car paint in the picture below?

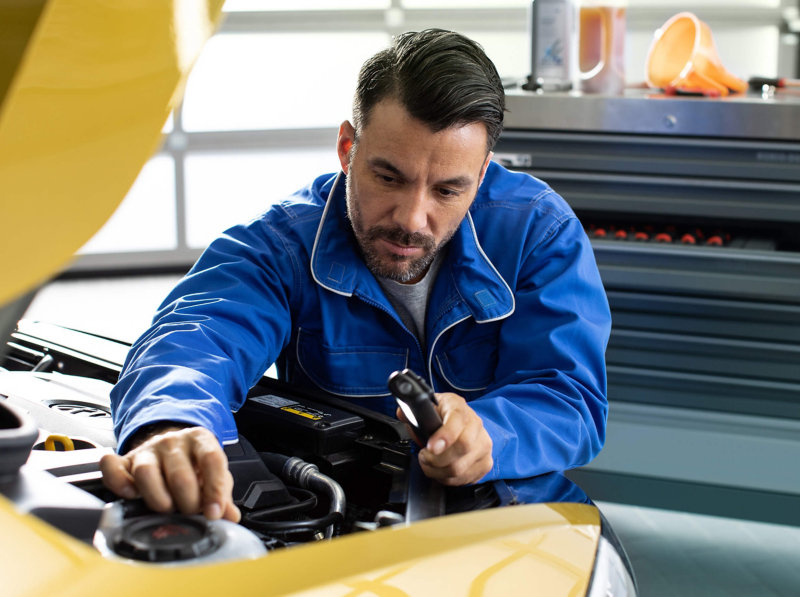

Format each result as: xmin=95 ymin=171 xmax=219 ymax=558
xmin=0 ymin=495 xmax=599 ymax=597
xmin=0 ymin=0 xmax=225 ymax=306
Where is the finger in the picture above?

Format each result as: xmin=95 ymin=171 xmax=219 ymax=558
xmin=423 ymin=414 xmax=472 ymax=469
xmin=420 ymin=450 xmax=492 ymax=487
xmin=426 ymin=393 xmax=468 ymax=455
xmin=223 ymin=499 xmax=241 ymax=523
xmin=130 ymin=449 xmax=174 ymax=512
xmin=421 ymin=412 xmax=481 ymax=468
xmin=419 ymin=427 xmax=493 ymax=485
xmin=464 ymin=454 xmax=494 ymax=486
xmin=190 ymin=430 xmax=230 ymax=520
xmin=419 ymin=450 xmax=479 ymax=485
xmin=100 ymin=453 xmax=138 ymax=499
xmin=160 ymin=440 xmax=201 ymax=515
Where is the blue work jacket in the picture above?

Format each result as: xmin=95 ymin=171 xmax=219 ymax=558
xmin=111 ymin=162 xmax=612 ymax=481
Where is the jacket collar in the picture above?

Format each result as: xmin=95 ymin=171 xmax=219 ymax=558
xmin=310 ymin=172 xmax=515 ymax=323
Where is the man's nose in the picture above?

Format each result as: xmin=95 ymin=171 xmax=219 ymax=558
xmin=392 ymin=187 xmax=428 ymax=235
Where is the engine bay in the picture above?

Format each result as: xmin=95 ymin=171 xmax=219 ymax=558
xmin=0 ymin=321 xmax=503 ymax=565
xmin=0 ymin=320 xmax=642 ymax=597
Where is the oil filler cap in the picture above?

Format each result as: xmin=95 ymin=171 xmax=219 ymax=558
xmin=112 ymin=514 xmax=220 ymax=562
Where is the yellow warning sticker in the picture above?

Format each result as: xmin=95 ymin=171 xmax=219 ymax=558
xmin=281 ymin=407 xmax=322 ymax=421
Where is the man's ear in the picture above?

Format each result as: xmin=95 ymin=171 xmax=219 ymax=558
xmin=337 ymin=121 xmax=356 ymax=174
xmin=478 ymin=151 xmax=493 ymax=188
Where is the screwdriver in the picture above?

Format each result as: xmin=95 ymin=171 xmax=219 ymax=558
xmin=748 ymin=77 xmax=800 ymax=91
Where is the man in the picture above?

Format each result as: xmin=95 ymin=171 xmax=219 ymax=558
xmin=101 ymin=29 xmax=611 ymax=524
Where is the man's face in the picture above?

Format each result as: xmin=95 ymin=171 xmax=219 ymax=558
xmin=337 ymin=99 xmax=492 ymax=284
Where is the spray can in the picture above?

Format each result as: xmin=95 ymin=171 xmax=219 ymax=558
xmin=529 ymin=0 xmax=575 ymax=91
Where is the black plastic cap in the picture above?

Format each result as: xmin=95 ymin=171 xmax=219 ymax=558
xmin=112 ymin=514 xmax=220 ymax=562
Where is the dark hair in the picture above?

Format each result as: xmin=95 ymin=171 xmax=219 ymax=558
xmin=353 ymin=29 xmax=505 ymax=152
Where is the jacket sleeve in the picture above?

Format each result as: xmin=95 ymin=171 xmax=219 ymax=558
xmin=469 ymin=215 xmax=611 ymax=481
xmin=110 ymin=217 xmax=297 ymax=453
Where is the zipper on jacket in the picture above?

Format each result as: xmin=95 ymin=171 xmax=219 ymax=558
xmin=353 ymin=290 xmax=427 ymax=377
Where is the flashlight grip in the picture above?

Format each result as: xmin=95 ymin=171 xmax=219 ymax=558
xmin=388 ymin=369 xmax=442 ymax=446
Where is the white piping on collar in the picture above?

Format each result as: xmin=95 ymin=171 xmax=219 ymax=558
xmin=466 ymin=211 xmax=516 ymax=323
xmin=310 ymin=172 xmax=353 ymax=298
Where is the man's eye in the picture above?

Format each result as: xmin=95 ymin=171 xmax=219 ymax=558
xmin=438 ymin=188 xmax=459 ymax=198
xmin=377 ymin=174 xmax=396 ymax=184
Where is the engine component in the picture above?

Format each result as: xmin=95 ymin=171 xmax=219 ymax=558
xmin=224 ymin=436 xmax=292 ymax=512
xmin=111 ymin=514 xmax=220 ymax=562
xmin=235 ymin=392 xmax=365 ymax=460
xmin=0 ymin=400 xmax=38 ymax=481
xmin=0 ymin=371 xmax=117 ymax=448
xmin=1 ymin=464 xmax=106 ymax=543
xmin=94 ymin=502 xmax=267 ymax=565
xmin=259 ymin=453 xmax=346 ymax=539
xmin=352 ymin=510 xmax=406 ymax=532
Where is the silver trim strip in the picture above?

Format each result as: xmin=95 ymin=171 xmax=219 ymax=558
xmin=10 ymin=336 xmax=122 ymax=373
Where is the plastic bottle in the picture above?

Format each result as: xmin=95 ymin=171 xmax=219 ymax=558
xmin=529 ymin=0 xmax=576 ymax=91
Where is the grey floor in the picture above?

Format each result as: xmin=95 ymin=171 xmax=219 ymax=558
xmin=20 ymin=276 xmax=800 ymax=597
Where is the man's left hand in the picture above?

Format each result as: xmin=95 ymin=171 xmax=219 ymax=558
xmin=397 ymin=392 xmax=493 ymax=486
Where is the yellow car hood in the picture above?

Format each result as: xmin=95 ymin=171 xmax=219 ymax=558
xmin=1 ymin=495 xmax=599 ymax=597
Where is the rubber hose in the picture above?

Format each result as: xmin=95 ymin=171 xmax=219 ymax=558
xmin=241 ymin=511 xmax=343 ymax=534
xmin=259 ymin=453 xmax=346 ymax=539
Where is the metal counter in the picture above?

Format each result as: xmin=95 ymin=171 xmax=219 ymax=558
xmin=504 ymin=88 xmax=800 ymax=141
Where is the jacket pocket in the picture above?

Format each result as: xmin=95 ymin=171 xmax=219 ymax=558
xmin=436 ymin=333 xmax=499 ymax=392
xmin=296 ymin=328 xmax=409 ymax=397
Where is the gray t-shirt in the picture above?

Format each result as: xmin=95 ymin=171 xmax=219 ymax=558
xmin=375 ymin=251 xmax=445 ymax=348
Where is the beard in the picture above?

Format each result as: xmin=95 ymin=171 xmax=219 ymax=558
xmin=345 ymin=168 xmax=457 ymax=283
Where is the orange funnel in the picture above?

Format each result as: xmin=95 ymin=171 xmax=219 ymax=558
xmin=646 ymin=12 xmax=748 ymax=97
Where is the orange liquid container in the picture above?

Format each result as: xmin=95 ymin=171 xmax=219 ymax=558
xmin=578 ymin=0 xmax=626 ymax=94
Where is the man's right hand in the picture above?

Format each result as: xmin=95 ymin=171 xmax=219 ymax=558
xmin=99 ymin=426 xmax=240 ymax=522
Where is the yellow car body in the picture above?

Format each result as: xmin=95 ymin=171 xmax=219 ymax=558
xmin=1 ymin=492 xmax=599 ymax=597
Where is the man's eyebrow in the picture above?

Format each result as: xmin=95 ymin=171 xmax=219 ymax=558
xmin=368 ymin=158 xmax=406 ymax=179
xmin=369 ymin=157 xmax=474 ymax=188
xmin=436 ymin=175 xmax=473 ymax=188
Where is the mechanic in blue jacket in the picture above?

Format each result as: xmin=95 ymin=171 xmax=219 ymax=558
xmin=101 ymin=29 xmax=611 ymax=523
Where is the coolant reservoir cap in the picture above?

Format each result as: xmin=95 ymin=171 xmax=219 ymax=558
xmin=112 ymin=514 xmax=220 ymax=562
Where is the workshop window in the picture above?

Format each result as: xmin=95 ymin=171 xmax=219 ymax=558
xmin=224 ymin=0 xmax=391 ymax=10
xmin=460 ymin=31 xmax=529 ymax=79
xmin=79 ymin=156 xmax=177 ymax=255
xmin=184 ymin=149 xmax=340 ymax=249
xmin=182 ymin=33 xmax=390 ymax=132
